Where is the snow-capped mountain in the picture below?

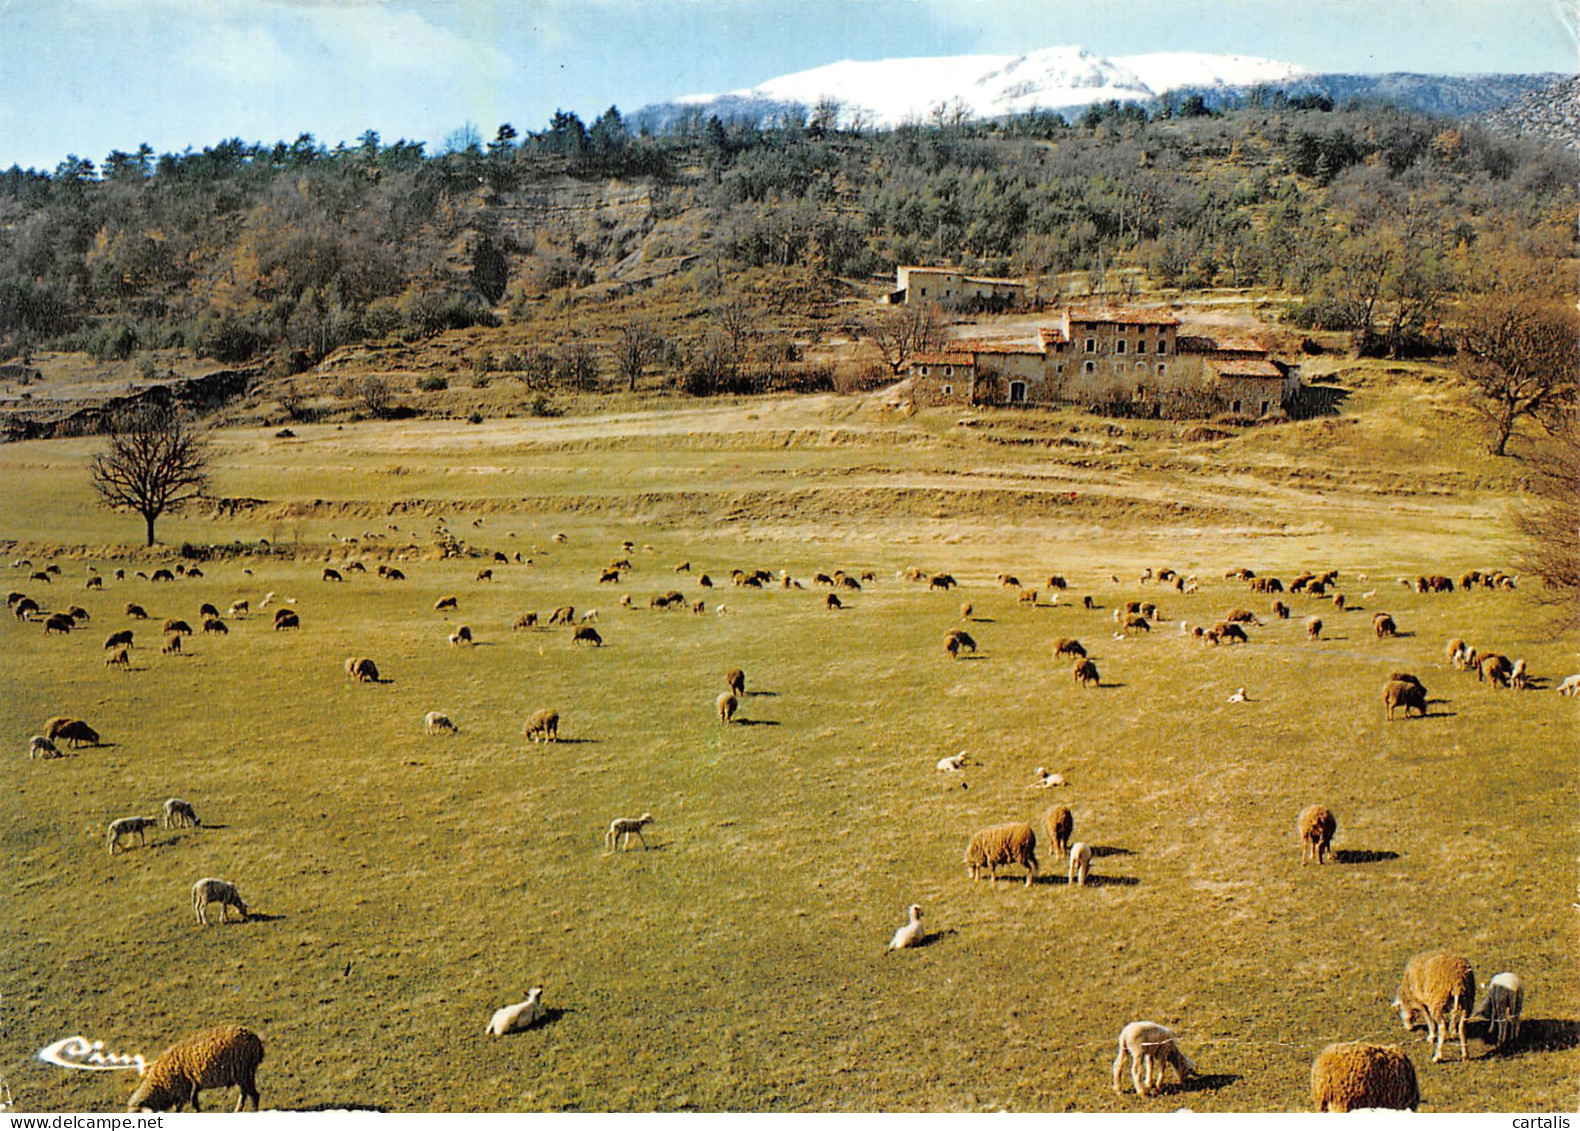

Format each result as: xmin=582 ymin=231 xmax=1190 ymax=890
xmin=672 ymin=46 xmax=1310 ymax=127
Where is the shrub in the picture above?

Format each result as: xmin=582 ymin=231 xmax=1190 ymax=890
xmin=415 ymin=375 xmax=449 ymax=392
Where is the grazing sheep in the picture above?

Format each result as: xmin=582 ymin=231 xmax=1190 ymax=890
xmin=1445 ymin=637 xmax=1469 ymax=665
xmin=1479 ymin=653 xmax=1513 ymax=687
xmin=191 ymin=877 xmax=249 ymax=926
xmin=598 ymin=568 xmax=621 ymax=584
xmin=151 ymin=569 xmax=174 ymax=582
xmin=475 ymin=568 xmax=493 ymax=582
xmin=125 ymin=602 xmax=148 ymax=619
xmin=1073 ymin=657 xmax=1100 ymax=687
xmin=322 ymin=568 xmax=343 ymax=582
xmin=1510 ymin=658 xmax=1529 ymax=690
xmin=522 ymin=709 xmax=559 ymax=743
xmin=726 ymin=667 xmax=746 ymax=696
xmin=1043 ymin=805 xmax=1073 ymax=859
xmin=825 ymin=592 xmax=843 ymax=609
xmin=423 ymin=711 xmax=457 ymax=735
xmin=1311 ymin=1042 xmax=1419 ymax=1112
xmin=944 ymin=628 xmax=977 ymax=658
xmin=1046 ymin=574 xmax=1068 ymax=589
xmin=1067 ymin=841 xmax=1092 ymax=886
xmin=1224 ymin=607 xmax=1261 ymax=625
xmin=12 ymin=595 xmax=39 ymax=620
xmin=717 ymin=692 xmax=738 ymax=725
xmin=1298 ymin=804 xmax=1336 ymax=865
xmin=126 ymin=1024 xmax=264 ymax=1112
xmin=1305 ymin=616 xmax=1323 ymax=641
xmin=161 ymin=633 xmax=183 ymax=655
xmin=1271 ymin=600 xmax=1290 ymax=619
xmin=161 ymin=618 xmax=193 ymax=636
xmin=1394 ymin=951 xmax=1476 ymax=1062
xmin=228 ymin=601 xmax=249 ymax=618
xmin=108 ymin=815 xmax=159 ymax=854
xmin=202 ymin=618 xmax=228 ymax=635
xmin=1053 ymin=637 xmax=1086 ymax=659
xmin=384 ymin=568 xmax=405 ymax=581
xmin=163 ymin=798 xmax=200 ymax=828
xmin=929 ymin=574 xmax=957 ymax=590
xmin=580 ymin=609 xmax=599 ymax=623
xmin=1123 ymin=614 xmax=1151 ymax=632
xmin=486 ymin=989 xmax=545 ymax=1036
xmin=344 ymin=656 xmax=380 ymax=683
xmin=105 ymin=647 xmax=130 ymax=669
xmin=43 ymin=612 xmax=74 ymax=634
xmin=273 ymin=609 xmax=299 ymax=630
xmin=964 ymin=823 xmax=1038 ymax=886
xmin=448 ymin=625 xmax=473 ymax=646
xmin=1373 ymin=613 xmax=1398 ymax=639
xmin=1557 ymin=674 xmax=1580 ymax=697
xmin=27 ymin=734 xmax=63 ymax=759
xmin=1019 ymin=588 xmax=1038 ymax=605
xmin=548 ymin=605 xmax=575 ymax=625
xmin=435 ymin=595 xmax=458 ymax=612
xmin=888 ymin=904 xmax=925 ymax=950
xmin=604 ymin=813 xmax=654 ymax=852
xmin=572 ymin=625 xmax=603 ymax=646
xmin=1476 ymin=972 xmax=1524 ymax=1048
xmin=697 ymin=574 xmax=713 ymax=588
xmin=1384 ymin=678 xmax=1428 ymax=720
xmin=1083 ymin=595 xmax=1095 ymax=610
xmin=86 ymin=575 xmax=103 ymax=589
xmin=1112 ymin=1021 xmax=1196 ymax=1097
xmin=1389 ymin=672 xmax=1424 ymax=689
xmin=514 ymin=612 xmax=539 ymax=630
xmin=55 ymin=719 xmax=100 ymax=748
xmin=67 ymin=604 xmax=90 ymax=621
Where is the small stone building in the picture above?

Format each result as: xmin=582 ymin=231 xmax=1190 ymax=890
xmin=887 ymin=266 xmax=1027 ymax=308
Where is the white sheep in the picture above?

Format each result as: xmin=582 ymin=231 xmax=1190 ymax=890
xmin=423 ymin=711 xmax=458 ymax=735
xmin=192 ymin=877 xmax=249 ymax=926
xmin=604 ymin=813 xmax=653 ymax=852
xmin=163 ymin=798 xmax=200 ymax=828
xmin=1031 ymin=767 xmax=1066 ymax=788
xmin=580 ymin=609 xmax=599 ymax=623
xmin=1067 ymin=842 xmax=1092 ymax=886
xmin=936 ymin=752 xmax=967 ymax=773
xmin=1476 ymin=971 xmax=1524 ymax=1047
xmin=108 ymin=815 xmax=159 ymax=854
xmin=1558 ymin=674 xmax=1580 ymax=697
xmin=888 ymin=904 xmax=925 ymax=950
xmin=1227 ymin=687 xmax=1248 ymax=703
xmin=486 ymin=988 xmax=545 ymax=1035
xmin=1112 ymin=1021 xmax=1196 ymax=1096
xmin=27 ymin=734 xmax=62 ymax=759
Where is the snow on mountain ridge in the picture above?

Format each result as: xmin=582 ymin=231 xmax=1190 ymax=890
xmin=677 ymin=46 xmax=1309 ymax=126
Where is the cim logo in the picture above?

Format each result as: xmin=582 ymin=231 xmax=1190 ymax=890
xmin=37 ymin=1036 xmax=146 ymax=1073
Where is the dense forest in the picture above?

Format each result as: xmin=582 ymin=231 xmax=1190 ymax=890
xmin=1 ymin=94 xmax=1575 ymax=374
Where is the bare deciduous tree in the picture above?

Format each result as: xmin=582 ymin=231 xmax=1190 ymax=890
xmin=614 ymin=318 xmax=661 ymax=392
xmin=89 ymin=405 xmax=212 ymax=547
xmin=866 ymin=303 xmax=944 ymax=376
xmin=1455 ymin=298 xmax=1578 ymax=456
xmin=1513 ymin=408 xmax=1580 ymax=626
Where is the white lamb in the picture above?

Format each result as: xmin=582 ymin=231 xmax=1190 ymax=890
xmin=1068 ymin=842 xmax=1092 ymax=886
xmin=1032 ymin=767 xmax=1066 ymax=788
xmin=1559 ymin=674 xmax=1580 ymax=697
xmin=936 ymin=752 xmax=967 ymax=772
xmin=888 ymin=904 xmax=925 ymax=950
xmin=28 ymin=734 xmax=63 ymax=759
xmin=604 ymin=813 xmax=654 ymax=852
xmin=1476 ymin=972 xmax=1524 ymax=1047
xmin=1112 ymin=1020 xmax=1197 ymax=1096
xmin=423 ymin=711 xmax=458 ymax=735
xmin=192 ymin=877 xmax=249 ymax=925
xmin=486 ymin=988 xmax=545 ymax=1035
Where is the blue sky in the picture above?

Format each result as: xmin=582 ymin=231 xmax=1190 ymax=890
xmin=0 ymin=0 xmax=1573 ymax=171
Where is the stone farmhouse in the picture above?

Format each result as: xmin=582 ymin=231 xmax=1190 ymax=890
xmin=885 ymin=266 xmax=1027 ymax=308
xmin=908 ymin=306 xmax=1298 ymax=418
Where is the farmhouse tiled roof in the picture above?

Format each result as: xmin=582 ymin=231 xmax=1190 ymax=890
xmin=1175 ymin=334 xmax=1218 ymax=353
xmin=1068 ymin=307 xmax=1181 ymax=326
xmin=1212 ymin=358 xmax=1284 ymax=378
xmin=912 ymin=352 xmax=977 ymax=366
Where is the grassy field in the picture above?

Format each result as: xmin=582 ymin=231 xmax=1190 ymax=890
xmin=2 ymin=375 xmax=1577 ymax=1112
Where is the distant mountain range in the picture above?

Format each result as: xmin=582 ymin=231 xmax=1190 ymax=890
xmin=631 ymin=46 xmax=1569 ymax=130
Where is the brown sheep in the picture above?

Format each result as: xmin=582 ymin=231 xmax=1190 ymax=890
xmin=716 ymin=692 xmax=738 ymax=725
xmin=1123 ymin=614 xmax=1151 ymax=632
xmin=1311 ymin=1042 xmax=1419 ymax=1112
xmin=1298 ymin=804 xmax=1336 ymax=865
xmin=322 ymin=568 xmax=343 ymax=582
xmin=697 ymin=574 xmax=713 ymax=588
xmin=1043 ymin=805 xmax=1073 ymax=859
xmin=963 ymin=823 xmax=1038 ymax=886
xmin=43 ymin=613 xmax=73 ymax=634
xmin=86 ymin=575 xmax=103 ymax=589
xmin=435 ymin=595 xmax=459 ymax=612
xmin=1018 ymin=589 xmax=1038 ymax=605
xmin=127 ymin=1024 xmax=264 ymax=1113
xmin=125 ymin=603 xmax=148 ymax=619
xmin=68 ymin=604 xmax=90 ymax=621
xmin=522 ymin=709 xmax=560 ymax=743
xmin=1384 ymin=678 xmax=1428 ymax=720
xmin=513 ymin=612 xmax=538 ymax=630
xmin=161 ymin=634 xmax=182 ymax=655
xmin=273 ymin=609 xmax=300 ymax=630
xmin=1272 ymin=600 xmax=1290 ymax=620
xmin=198 ymin=603 xmax=218 ymax=619
xmin=384 ymin=568 xmax=406 ymax=581
xmin=1224 ymin=607 xmax=1261 ymax=625
xmin=1213 ymin=622 xmax=1249 ymax=644
xmin=998 ymin=573 xmax=1021 ymax=588
xmin=56 ymin=719 xmax=101 ymax=748
xmin=726 ymin=668 xmax=746 ymax=696
xmin=1373 ymin=613 xmax=1398 ymax=639
xmin=1305 ymin=616 xmax=1322 ymax=641
xmin=944 ymin=629 xmax=977 ymax=659
xmin=202 ymin=618 xmax=228 ymax=635
xmin=449 ymin=625 xmax=473 ymax=645
xmin=475 ymin=569 xmax=493 ymax=582
xmin=960 ymin=601 xmax=973 ymax=620
xmin=929 ymin=574 xmax=957 ymax=590
xmin=162 ymin=618 xmax=193 ymax=636
xmin=1052 ymin=637 xmax=1086 ymax=658
xmin=150 ymin=568 xmax=175 ymax=582
xmin=1045 ymin=574 xmax=1068 ymax=589
xmin=1073 ymin=657 xmax=1100 ymax=687
xmin=572 ymin=625 xmax=602 ymax=646
xmin=106 ymin=647 xmax=130 ymax=669
xmin=598 ymin=568 xmax=621 ymax=584
xmin=825 ymin=592 xmax=843 ymax=610
xmin=1393 ymin=951 xmax=1476 ymax=1062
xmin=547 ymin=605 xmax=575 ymax=625
xmin=1478 ymin=653 xmax=1513 ymax=688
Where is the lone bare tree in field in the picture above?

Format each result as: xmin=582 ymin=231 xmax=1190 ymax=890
xmin=1455 ymin=298 xmax=1578 ymax=456
xmin=614 ymin=318 xmax=662 ymax=393
xmin=89 ymin=405 xmax=212 ymax=546
xmin=867 ymin=303 xmax=944 ymax=376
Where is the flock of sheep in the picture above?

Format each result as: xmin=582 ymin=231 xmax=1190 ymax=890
xmin=10 ymin=538 xmax=1573 ymax=1112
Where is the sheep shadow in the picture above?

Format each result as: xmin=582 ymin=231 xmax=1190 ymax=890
xmin=549 ymin=737 xmax=597 ymax=744
xmin=1332 ymin=848 xmax=1398 ymax=865
xmin=734 ymin=718 xmax=781 ymax=727
xmin=967 ymin=616 xmax=997 ymax=624
xmin=745 ymin=689 xmax=778 ymax=698
xmin=1092 ymin=681 xmax=1127 ymax=689
xmin=244 ymin=911 xmax=287 ymax=923
xmin=1179 ymin=1071 xmax=1240 ymax=1095
xmin=910 ymin=927 xmax=958 ymax=949
xmin=1090 ymin=845 xmax=1133 ymax=858
xmin=1490 ymin=1019 xmax=1580 ymax=1055
xmin=289 ymin=1105 xmax=391 ymax=1113
xmin=1075 ymin=873 xmax=1140 ymax=888
xmin=955 ymin=654 xmax=989 ymax=662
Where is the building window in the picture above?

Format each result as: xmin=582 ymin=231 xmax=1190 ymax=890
xmin=1057 ymin=363 xmax=1065 ymax=374
xmin=1115 ymin=339 xmax=1126 ymax=354
xmin=919 ymin=287 xmax=927 ymax=296
xmin=1084 ymin=361 xmax=1095 ymax=374
xmin=1260 ymin=400 xmax=1270 ymax=415
xmin=1157 ymin=341 xmax=1167 ymax=355
xmin=1136 ymin=340 xmax=1146 ymax=354
xmin=1231 ymin=399 xmax=1242 ymax=413
xmin=1157 ymin=364 xmax=1166 ymax=376
xmin=943 ymin=385 xmax=952 ymax=397
xmin=919 ymin=365 xmax=929 ymax=376
xmin=1085 ymin=338 xmax=1095 ymax=353
xmin=1136 ymin=362 xmax=1147 ymax=372
xmin=944 ymin=366 xmax=954 ymax=377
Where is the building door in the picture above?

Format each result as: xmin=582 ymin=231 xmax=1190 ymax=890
xmin=1009 ymin=381 xmax=1027 ymax=404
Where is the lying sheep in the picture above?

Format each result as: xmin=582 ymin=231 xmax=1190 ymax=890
xmin=127 ymin=1023 xmax=264 ymax=1112
xmin=108 ymin=815 xmax=159 ymax=854
xmin=1476 ymin=971 xmax=1524 ymax=1048
xmin=1311 ymin=1041 xmax=1419 ymax=1112
xmin=1384 ymin=678 xmax=1428 ymax=720
xmin=936 ymin=752 xmax=967 ymax=773
xmin=423 ymin=711 xmax=457 ymax=735
xmin=1067 ymin=841 xmax=1092 ymax=886
xmin=963 ymin=823 xmax=1038 ymax=886
xmin=163 ymin=798 xmax=200 ymax=828
xmin=192 ymin=877 xmax=249 ymax=926
xmin=944 ymin=629 xmax=977 ymax=659
xmin=604 ymin=813 xmax=654 ymax=852
xmin=1112 ymin=1021 xmax=1196 ymax=1097
xmin=717 ymin=692 xmax=738 ymax=725
xmin=887 ymin=903 xmax=925 ymax=950
xmin=1394 ymin=951 xmax=1476 ymax=1062
xmin=486 ymin=988 xmax=545 ymax=1036
xmin=27 ymin=735 xmax=63 ymax=759
xmin=523 ymin=709 xmax=560 ymax=743
xmin=1043 ymin=805 xmax=1073 ymax=859
xmin=1298 ymin=804 xmax=1336 ymax=865
xmin=1073 ymin=658 xmax=1100 ymax=687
